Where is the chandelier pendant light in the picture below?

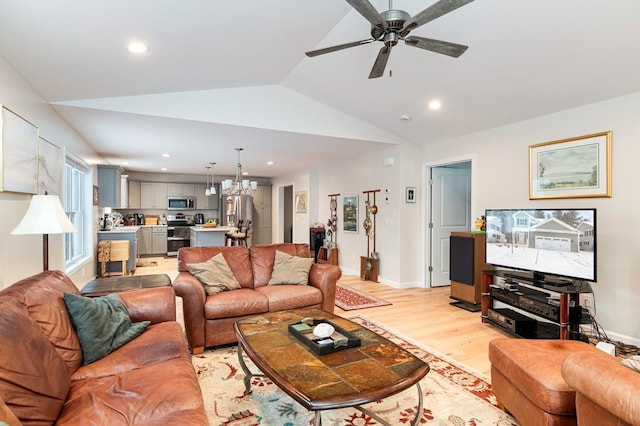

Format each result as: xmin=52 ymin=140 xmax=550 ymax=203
xmin=222 ymin=148 xmax=257 ymax=195
xmin=204 ymin=166 xmax=211 ymax=196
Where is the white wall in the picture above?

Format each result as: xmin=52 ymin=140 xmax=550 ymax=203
xmin=421 ymin=91 xmax=640 ymax=344
xmin=0 ymin=55 xmax=99 ymax=289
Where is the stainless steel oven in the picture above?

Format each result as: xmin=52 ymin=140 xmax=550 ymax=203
xmin=167 ymin=225 xmax=191 ymax=256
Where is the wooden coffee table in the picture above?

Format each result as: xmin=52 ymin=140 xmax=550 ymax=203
xmin=234 ymin=308 xmax=430 ymax=426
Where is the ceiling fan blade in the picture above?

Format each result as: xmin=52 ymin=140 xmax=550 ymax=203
xmin=305 ymin=39 xmax=375 ymax=57
xmin=345 ymin=0 xmax=387 ymax=31
xmin=405 ymin=36 xmax=468 ymax=57
xmin=369 ymin=45 xmax=391 ymax=79
xmin=404 ymin=0 xmax=474 ymax=32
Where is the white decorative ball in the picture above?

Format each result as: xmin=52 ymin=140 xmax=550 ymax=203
xmin=313 ymin=323 xmax=335 ymax=338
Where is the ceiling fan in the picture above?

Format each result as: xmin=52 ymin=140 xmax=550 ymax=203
xmin=306 ymin=0 xmax=474 ymax=79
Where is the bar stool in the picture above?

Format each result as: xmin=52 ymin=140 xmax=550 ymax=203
xmin=226 ymin=220 xmax=251 ymax=246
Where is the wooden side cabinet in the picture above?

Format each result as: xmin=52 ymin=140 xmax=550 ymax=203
xmin=449 ymin=231 xmax=491 ymax=305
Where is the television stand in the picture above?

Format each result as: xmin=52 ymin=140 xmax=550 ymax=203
xmin=481 ymin=270 xmax=592 ymax=340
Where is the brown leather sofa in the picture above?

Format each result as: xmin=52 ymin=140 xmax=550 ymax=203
xmin=173 ymin=243 xmax=341 ymax=354
xmin=0 ymin=270 xmax=207 ymax=425
xmin=562 ymin=350 xmax=640 ymax=426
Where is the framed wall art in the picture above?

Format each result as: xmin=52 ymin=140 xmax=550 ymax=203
xmin=529 ymin=131 xmax=612 ymax=199
xmin=343 ymin=195 xmax=358 ymax=233
xmin=295 ymin=190 xmax=307 ymax=213
xmin=38 ymin=137 xmax=62 ymax=195
xmin=1 ymin=106 xmax=39 ymax=194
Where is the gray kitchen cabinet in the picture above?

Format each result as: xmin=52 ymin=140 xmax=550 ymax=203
xmin=138 ymin=227 xmax=152 ymax=255
xmin=194 ymin=183 xmax=220 ymax=210
xmin=167 ymin=183 xmax=195 ymax=196
xmin=128 ymin=180 xmax=141 ymax=209
xmin=140 ymin=182 xmax=168 ymax=209
xmin=252 ymin=184 xmax=272 ymax=245
xmin=97 ymin=165 xmax=122 ymax=208
xmin=97 ymin=228 xmax=139 ymax=274
xmin=138 ymin=226 xmax=167 ymax=255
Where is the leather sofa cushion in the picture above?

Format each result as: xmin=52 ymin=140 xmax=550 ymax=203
xmin=178 ymin=246 xmax=254 ymax=288
xmin=58 ymin=356 xmax=205 ymax=424
xmin=0 ymin=303 xmax=71 ymax=423
xmin=0 ymin=270 xmax=83 ymax=372
xmin=256 ymin=285 xmax=323 ymax=311
xmin=204 ymin=288 xmax=269 ymax=319
xmin=71 ymin=322 xmax=186 ymax=382
xmin=251 ymin=243 xmax=311 ymax=287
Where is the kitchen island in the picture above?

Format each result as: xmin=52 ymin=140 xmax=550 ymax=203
xmin=97 ymin=226 xmax=140 ymax=275
xmin=190 ymin=226 xmax=233 ymax=247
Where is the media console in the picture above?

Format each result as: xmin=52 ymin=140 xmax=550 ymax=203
xmin=481 ymin=270 xmax=592 ymax=340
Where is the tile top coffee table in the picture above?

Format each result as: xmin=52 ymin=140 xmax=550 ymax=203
xmin=234 ymin=308 xmax=430 ymax=426
xmin=80 ymin=273 xmax=171 ymax=296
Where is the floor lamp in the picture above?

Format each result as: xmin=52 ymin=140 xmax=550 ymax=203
xmin=11 ymin=194 xmax=77 ymax=271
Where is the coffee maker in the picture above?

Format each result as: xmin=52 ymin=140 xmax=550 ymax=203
xmin=134 ymin=213 xmax=145 ymax=225
xmin=194 ymin=213 xmax=205 ymax=224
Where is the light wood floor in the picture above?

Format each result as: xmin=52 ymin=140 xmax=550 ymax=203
xmin=134 ymin=256 xmax=513 ymax=377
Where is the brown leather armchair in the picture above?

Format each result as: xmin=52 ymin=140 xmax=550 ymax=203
xmin=173 ymin=243 xmax=341 ymax=354
xmin=562 ymin=350 xmax=640 ymax=426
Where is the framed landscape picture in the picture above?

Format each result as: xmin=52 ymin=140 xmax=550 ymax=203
xmin=38 ymin=137 xmax=62 ymax=195
xmin=343 ymin=195 xmax=358 ymax=233
xmin=1 ymin=106 xmax=39 ymax=194
xmin=529 ymin=131 xmax=612 ymax=199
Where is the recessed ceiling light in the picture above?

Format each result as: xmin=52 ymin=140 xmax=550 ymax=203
xmin=162 ymin=153 xmax=170 ymax=158
xmin=121 ymin=161 xmax=129 ymax=166
xmin=428 ymin=100 xmax=442 ymax=110
xmin=267 ymin=161 xmax=274 ymax=165
xmin=161 ymin=167 xmax=167 ymax=171
xmin=127 ymin=41 xmax=149 ymax=54
xmin=400 ymin=115 xmax=411 ymax=122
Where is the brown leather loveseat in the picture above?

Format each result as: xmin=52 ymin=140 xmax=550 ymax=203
xmin=173 ymin=243 xmax=341 ymax=354
xmin=0 ymin=270 xmax=207 ymax=425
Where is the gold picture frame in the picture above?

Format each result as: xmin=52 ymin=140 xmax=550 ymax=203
xmin=529 ymin=131 xmax=612 ymax=199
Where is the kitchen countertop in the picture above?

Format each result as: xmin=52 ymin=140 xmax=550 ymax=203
xmin=191 ymin=226 xmax=232 ymax=232
xmin=98 ymin=226 xmax=141 ymax=233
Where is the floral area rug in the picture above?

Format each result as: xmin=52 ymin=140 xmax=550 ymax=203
xmin=334 ymin=283 xmax=392 ymax=311
xmin=192 ymin=315 xmax=518 ymax=426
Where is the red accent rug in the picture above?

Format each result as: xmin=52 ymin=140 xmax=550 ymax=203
xmin=192 ymin=316 xmax=518 ymax=426
xmin=335 ymin=283 xmax=392 ymax=310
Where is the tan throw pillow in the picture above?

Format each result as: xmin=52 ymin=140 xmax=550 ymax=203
xmin=187 ymin=253 xmax=241 ymax=295
xmin=268 ymin=250 xmax=314 ymax=285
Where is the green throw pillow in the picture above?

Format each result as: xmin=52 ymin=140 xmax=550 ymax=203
xmin=63 ymin=292 xmax=150 ymax=365
xmin=268 ymin=250 xmax=314 ymax=285
xmin=187 ymin=253 xmax=241 ymax=295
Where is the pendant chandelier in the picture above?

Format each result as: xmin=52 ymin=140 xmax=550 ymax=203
xmin=204 ymin=162 xmax=217 ymax=196
xmin=222 ymin=148 xmax=257 ymax=195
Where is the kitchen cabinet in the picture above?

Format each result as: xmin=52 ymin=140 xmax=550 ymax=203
xmin=139 ymin=226 xmax=167 ymax=255
xmin=140 ymin=182 xmax=168 ymax=209
xmin=194 ymin=183 xmax=220 ymax=210
xmin=97 ymin=165 xmax=122 ymax=208
xmin=167 ymin=183 xmax=195 ymax=196
xmin=252 ymin=184 xmax=272 ymax=245
xmin=128 ymin=181 xmax=141 ymax=209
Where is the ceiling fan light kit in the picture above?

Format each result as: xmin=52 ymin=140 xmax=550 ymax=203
xmin=306 ymin=0 xmax=474 ymax=79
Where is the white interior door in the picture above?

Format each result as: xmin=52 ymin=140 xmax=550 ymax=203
xmin=429 ymin=165 xmax=471 ymax=287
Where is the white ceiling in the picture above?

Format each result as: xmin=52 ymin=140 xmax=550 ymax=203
xmin=1 ymin=0 xmax=640 ymax=178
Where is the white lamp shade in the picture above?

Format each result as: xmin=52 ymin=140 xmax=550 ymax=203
xmin=205 ymin=188 xmax=211 ymax=196
xmin=11 ymin=195 xmax=77 ymax=235
xmin=210 ymin=185 xmax=216 ymax=195
xmin=242 ymin=179 xmax=249 ymax=189
xmin=223 ymin=179 xmax=232 ymax=190
xmin=250 ymin=181 xmax=258 ymax=191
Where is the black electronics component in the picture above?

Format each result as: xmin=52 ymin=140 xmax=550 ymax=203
xmin=487 ymin=308 xmax=537 ymax=335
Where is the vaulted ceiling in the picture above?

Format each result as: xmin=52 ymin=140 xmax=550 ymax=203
xmin=1 ymin=0 xmax=640 ymax=177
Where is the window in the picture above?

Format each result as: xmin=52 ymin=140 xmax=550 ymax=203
xmin=64 ymin=154 xmax=91 ymax=271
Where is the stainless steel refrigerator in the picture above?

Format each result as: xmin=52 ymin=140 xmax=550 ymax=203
xmin=221 ymin=194 xmax=253 ymax=227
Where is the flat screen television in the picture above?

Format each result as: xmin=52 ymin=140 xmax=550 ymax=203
xmin=484 ymin=208 xmax=596 ymax=283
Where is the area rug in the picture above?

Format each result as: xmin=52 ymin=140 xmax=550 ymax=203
xmin=192 ymin=315 xmax=518 ymax=426
xmin=335 ymin=283 xmax=392 ymax=310
xmin=135 ymin=260 xmax=158 ymax=267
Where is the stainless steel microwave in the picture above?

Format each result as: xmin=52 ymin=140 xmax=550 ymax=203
xmin=167 ymin=196 xmax=195 ymax=210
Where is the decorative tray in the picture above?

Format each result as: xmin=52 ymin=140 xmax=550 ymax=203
xmin=288 ymin=318 xmax=361 ymax=355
